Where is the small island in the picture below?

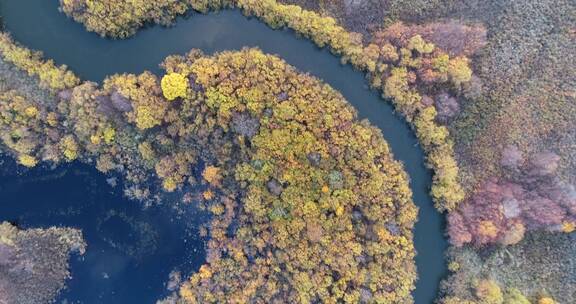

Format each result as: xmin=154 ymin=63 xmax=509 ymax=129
xmin=0 ymin=222 xmax=85 ymax=303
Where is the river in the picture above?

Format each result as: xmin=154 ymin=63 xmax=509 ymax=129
xmin=0 ymin=1 xmax=448 ymax=303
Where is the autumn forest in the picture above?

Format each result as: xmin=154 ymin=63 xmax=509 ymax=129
xmin=0 ymin=0 xmax=574 ymax=303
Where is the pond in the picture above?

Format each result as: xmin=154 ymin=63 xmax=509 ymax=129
xmin=0 ymin=0 xmax=448 ymax=303
xmin=0 ymin=157 xmax=208 ymax=303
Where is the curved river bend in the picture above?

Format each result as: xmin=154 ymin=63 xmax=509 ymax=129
xmin=0 ymin=0 xmax=447 ymax=303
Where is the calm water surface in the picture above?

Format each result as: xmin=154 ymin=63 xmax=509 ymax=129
xmin=0 ymin=0 xmax=448 ymax=303
xmin=0 ymin=157 xmax=208 ymax=303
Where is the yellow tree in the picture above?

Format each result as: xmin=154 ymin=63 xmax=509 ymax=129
xmin=161 ymin=73 xmax=189 ymax=101
xmin=475 ymin=279 xmax=503 ymax=304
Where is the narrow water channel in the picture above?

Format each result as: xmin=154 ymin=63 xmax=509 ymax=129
xmin=0 ymin=1 xmax=448 ymax=303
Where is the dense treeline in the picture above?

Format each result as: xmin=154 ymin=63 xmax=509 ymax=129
xmin=169 ymin=49 xmax=417 ymax=304
xmin=58 ymin=0 xmax=476 ymax=212
xmin=0 ymin=33 xmax=418 ymax=303
xmin=0 ymin=34 xmax=79 ymax=91
xmin=59 ymin=0 xmax=191 ymax=38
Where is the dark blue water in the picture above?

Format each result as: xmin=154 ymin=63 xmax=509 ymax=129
xmin=0 ymin=157 xmax=208 ymax=303
xmin=0 ymin=1 xmax=448 ymax=303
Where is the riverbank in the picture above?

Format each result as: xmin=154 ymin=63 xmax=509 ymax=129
xmin=0 ymin=1 xmax=449 ymax=303
xmin=39 ymin=0 xmax=576 ymax=303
